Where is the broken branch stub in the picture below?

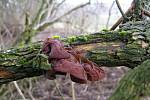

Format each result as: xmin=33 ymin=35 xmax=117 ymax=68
xmin=42 ymin=38 xmax=105 ymax=84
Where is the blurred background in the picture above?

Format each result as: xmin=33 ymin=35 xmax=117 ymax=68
xmin=0 ymin=0 xmax=135 ymax=100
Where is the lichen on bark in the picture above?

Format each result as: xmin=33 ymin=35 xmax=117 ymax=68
xmin=0 ymin=18 xmax=150 ymax=99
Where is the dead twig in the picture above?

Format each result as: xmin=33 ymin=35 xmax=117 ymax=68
xmin=142 ymin=9 xmax=150 ymax=17
xmin=106 ymin=1 xmax=115 ymax=29
xmin=115 ymin=0 xmax=127 ymax=20
xmin=71 ymin=82 xmax=76 ymax=100
xmin=36 ymin=1 xmax=90 ymax=31
xmin=13 ymin=81 xmax=26 ymax=100
xmin=54 ymin=80 xmax=65 ymax=100
xmin=110 ymin=0 xmax=135 ymax=30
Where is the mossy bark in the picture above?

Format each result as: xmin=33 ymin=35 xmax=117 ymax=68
xmin=0 ymin=20 xmax=150 ymax=99
xmin=0 ymin=43 xmax=46 ymax=84
xmin=0 ymin=20 xmax=149 ymax=83
xmin=109 ymin=60 xmax=150 ymax=100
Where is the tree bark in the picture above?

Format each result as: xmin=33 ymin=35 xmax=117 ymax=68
xmin=109 ymin=59 xmax=150 ymax=100
xmin=0 ymin=20 xmax=150 ymax=99
xmin=0 ymin=43 xmax=45 ymax=84
xmin=0 ymin=20 xmax=149 ymax=83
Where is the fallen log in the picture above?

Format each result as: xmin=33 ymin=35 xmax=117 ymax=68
xmin=0 ymin=20 xmax=150 ymax=99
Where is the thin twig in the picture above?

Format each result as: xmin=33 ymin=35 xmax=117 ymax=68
xmin=115 ymin=0 xmax=127 ymax=20
xmin=110 ymin=0 xmax=135 ymax=30
xmin=54 ymin=0 xmax=66 ymax=10
xmin=142 ymin=9 xmax=150 ymax=17
xmin=48 ymin=0 xmax=66 ymax=19
xmin=28 ymin=79 xmax=35 ymax=100
xmin=36 ymin=1 xmax=90 ymax=31
xmin=30 ymin=0 xmax=46 ymax=27
xmin=71 ymin=82 xmax=76 ymax=100
xmin=13 ymin=81 xmax=26 ymax=100
xmin=106 ymin=1 xmax=115 ymax=29
xmin=97 ymin=95 xmax=100 ymax=100
xmin=54 ymin=80 xmax=65 ymax=100
xmin=110 ymin=17 xmax=123 ymax=30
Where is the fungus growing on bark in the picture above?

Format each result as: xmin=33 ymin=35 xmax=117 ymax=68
xmin=42 ymin=38 xmax=70 ymax=59
xmin=83 ymin=63 xmax=105 ymax=81
xmin=53 ymin=59 xmax=87 ymax=83
xmin=42 ymin=38 xmax=105 ymax=84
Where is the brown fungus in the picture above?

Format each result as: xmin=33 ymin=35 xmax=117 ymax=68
xmin=53 ymin=59 xmax=87 ymax=83
xmin=42 ymin=38 xmax=70 ymax=59
xmin=42 ymin=38 xmax=105 ymax=84
xmin=83 ymin=63 xmax=105 ymax=81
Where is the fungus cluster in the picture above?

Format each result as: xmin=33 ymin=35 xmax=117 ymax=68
xmin=42 ymin=38 xmax=105 ymax=84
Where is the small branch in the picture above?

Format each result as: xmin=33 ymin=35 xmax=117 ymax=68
xmin=13 ymin=81 xmax=26 ymax=100
xmin=0 ymin=20 xmax=150 ymax=84
xmin=54 ymin=80 xmax=65 ymax=100
xmin=71 ymin=82 xmax=76 ymax=100
xmin=106 ymin=1 xmax=115 ymax=29
xmin=30 ymin=0 xmax=46 ymax=27
xmin=133 ymin=0 xmax=141 ymax=20
xmin=110 ymin=17 xmax=123 ymax=30
xmin=142 ymin=9 xmax=150 ymax=17
xmin=48 ymin=0 xmax=66 ymax=19
xmin=110 ymin=0 xmax=135 ymax=30
xmin=115 ymin=0 xmax=127 ymax=20
xmin=25 ymin=12 xmax=30 ymax=28
xmin=54 ymin=0 xmax=66 ymax=10
xmin=36 ymin=1 xmax=90 ymax=31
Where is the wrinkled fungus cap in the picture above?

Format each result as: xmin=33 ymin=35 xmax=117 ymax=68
xmin=42 ymin=38 xmax=70 ymax=59
xmin=53 ymin=59 xmax=87 ymax=83
xmin=42 ymin=38 xmax=105 ymax=84
xmin=83 ymin=63 xmax=105 ymax=81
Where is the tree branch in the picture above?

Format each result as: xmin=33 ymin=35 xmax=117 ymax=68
xmin=0 ymin=43 xmax=45 ymax=84
xmin=1 ymin=19 xmax=150 ymax=84
xmin=36 ymin=1 xmax=90 ymax=31
xmin=115 ymin=0 xmax=127 ymax=21
xmin=0 ymin=18 xmax=150 ymax=89
xmin=143 ymin=9 xmax=150 ymax=17
xmin=106 ymin=1 xmax=115 ymax=29
xmin=110 ymin=0 xmax=135 ymax=30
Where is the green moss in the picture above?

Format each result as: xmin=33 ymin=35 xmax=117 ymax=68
xmin=64 ymin=35 xmax=90 ymax=44
xmin=0 ymin=43 xmax=50 ymax=71
xmin=76 ymin=35 xmax=88 ymax=42
xmin=52 ymin=35 xmax=61 ymax=39
xmin=119 ymin=30 xmax=128 ymax=36
xmin=102 ymin=29 xmax=109 ymax=32
xmin=109 ymin=60 xmax=150 ymax=100
xmin=67 ymin=36 xmax=77 ymax=43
